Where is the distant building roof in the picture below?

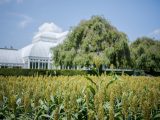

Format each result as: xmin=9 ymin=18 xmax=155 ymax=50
xmin=0 ymin=48 xmax=23 ymax=64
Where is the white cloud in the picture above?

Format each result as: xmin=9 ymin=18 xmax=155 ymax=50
xmin=152 ymin=29 xmax=160 ymax=35
xmin=18 ymin=14 xmax=32 ymax=28
xmin=149 ymin=28 xmax=160 ymax=40
xmin=9 ymin=13 xmax=32 ymax=28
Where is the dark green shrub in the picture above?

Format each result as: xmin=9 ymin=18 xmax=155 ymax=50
xmin=0 ymin=68 xmax=87 ymax=76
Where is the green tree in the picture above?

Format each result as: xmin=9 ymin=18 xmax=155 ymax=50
xmin=130 ymin=37 xmax=160 ymax=71
xmin=52 ymin=15 xmax=131 ymax=69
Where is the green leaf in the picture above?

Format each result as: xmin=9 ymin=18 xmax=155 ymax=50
xmin=104 ymin=102 xmax=110 ymax=109
xmin=154 ymin=113 xmax=160 ymax=119
xmin=16 ymin=98 xmax=21 ymax=106
xmin=76 ymin=98 xmax=83 ymax=104
xmin=117 ymin=116 xmax=123 ymax=120
xmin=10 ymin=114 xmax=15 ymax=119
xmin=39 ymin=99 xmax=49 ymax=111
xmin=73 ymin=113 xmax=79 ymax=119
xmin=114 ymin=111 xmax=121 ymax=117
xmin=87 ymin=85 xmax=96 ymax=96
xmin=106 ymin=80 xmax=115 ymax=89
xmin=50 ymin=95 xmax=58 ymax=105
xmin=85 ymin=76 xmax=97 ymax=88
xmin=40 ymin=114 xmax=53 ymax=119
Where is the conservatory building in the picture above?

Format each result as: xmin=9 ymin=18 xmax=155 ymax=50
xmin=0 ymin=23 xmax=68 ymax=69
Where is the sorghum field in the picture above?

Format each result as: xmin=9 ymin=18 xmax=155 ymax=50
xmin=0 ymin=75 xmax=160 ymax=119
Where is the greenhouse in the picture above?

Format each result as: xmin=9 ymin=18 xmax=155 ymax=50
xmin=0 ymin=23 xmax=68 ymax=69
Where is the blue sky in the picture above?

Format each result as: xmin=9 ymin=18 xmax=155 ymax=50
xmin=0 ymin=0 xmax=160 ymax=49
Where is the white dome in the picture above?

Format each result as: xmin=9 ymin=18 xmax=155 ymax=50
xmin=21 ymin=22 xmax=68 ymax=59
xmin=20 ymin=41 xmax=57 ymax=58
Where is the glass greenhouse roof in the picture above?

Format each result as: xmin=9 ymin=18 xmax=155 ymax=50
xmin=0 ymin=48 xmax=23 ymax=64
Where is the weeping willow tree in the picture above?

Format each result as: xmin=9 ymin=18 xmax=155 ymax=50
xmin=51 ymin=16 xmax=131 ymax=69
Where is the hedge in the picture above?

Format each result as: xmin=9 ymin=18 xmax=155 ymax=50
xmin=0 ymin=68 xmax=87 ymax=76
xmin=0 ymin=68 xmax=159 ymax=77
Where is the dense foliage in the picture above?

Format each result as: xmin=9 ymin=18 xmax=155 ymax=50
xmin=52 ymin=16 xmax=160 ymax=72
xmin=130 ymin=37 xmax=160 ymax=71
xmin=52 ymin=16 xmax=131 ymax=69
xmin=0 ymin=75 xmax=160 ymax=119
xmin=0 ymin=68 xmax=87 ymax=76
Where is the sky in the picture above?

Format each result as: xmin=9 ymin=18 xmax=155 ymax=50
xmin=0 ymin=0 xmax=160 ymax=49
